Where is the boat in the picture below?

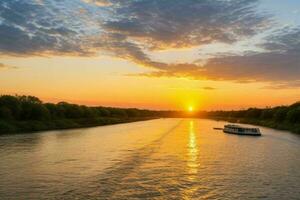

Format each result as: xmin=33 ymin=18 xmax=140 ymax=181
xmin=213 ymin=127 xmax=223 ymax=130
xmin=223 ymin=124 xmax=261 ymax=136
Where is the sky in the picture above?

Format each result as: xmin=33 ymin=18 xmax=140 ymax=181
xmin=0 ymin=0 xmax=299 ymax=110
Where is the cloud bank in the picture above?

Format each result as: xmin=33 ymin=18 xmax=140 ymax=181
xmin=0 ymin=0 xmax=299 ymax=86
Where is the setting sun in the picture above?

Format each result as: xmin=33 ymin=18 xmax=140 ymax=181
xmin=188 ymin=106 xmax=194 ymax=112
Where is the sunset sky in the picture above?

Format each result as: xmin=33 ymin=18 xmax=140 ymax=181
xmin=0 ymin=0 xmax=299 ymax=110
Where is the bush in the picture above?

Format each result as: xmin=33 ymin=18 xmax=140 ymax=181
xmin=286 ymin=108 xmax=300 ymax=124
xmin=0 ymin=95 xmax=21 ymax=119
xmin=273 ymin=107 xmax=288 ymax=122
xmin=0 ymin=106 xmax=13 ymax=120
xmin=0 ymin=121 xmax=17 ymax=133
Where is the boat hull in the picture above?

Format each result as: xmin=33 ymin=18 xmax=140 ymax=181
xmin=223 ymin=130 xmax=261 ymax=136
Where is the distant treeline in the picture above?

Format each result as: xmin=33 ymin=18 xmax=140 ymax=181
xmin=201 ymin=103 xmax=300 ymax=134
xmin=0 ymin=95 xmax=177 ymax=134
xmin=1 ymin=94 xmax=299 ymax=134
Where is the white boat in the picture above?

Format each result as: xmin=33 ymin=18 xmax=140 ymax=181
xmin=223 ymin=124 xmax=261 ymax=136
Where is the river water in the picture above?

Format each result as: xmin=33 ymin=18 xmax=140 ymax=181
xmin=0 ymin=119 xmax=300 ymax=200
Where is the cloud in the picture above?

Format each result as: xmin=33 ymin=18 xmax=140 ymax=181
xmin=104 ymin=0 xmax=269 ymax=50
xmin=202 ymin=87 xmax=216 ymax=90
xmin=92 ymin=0 xmax=275 ymax=78
xmin=262 ymin=81 xmax=300 ymax=90
xmin=0 ymin=0 xmax=268 ymax=55
xmin=0 ymin=0 xmax=299 ymax=87
xmin=134 ymin=28 xmax=300 ymax=85
xmin=0 ymin=0 xmax=101 ymax=56
xmin=94 ymin=0 xmax=300 ymax=86
xmin=82 ymin=0 xmax=111 ymax=6
xmin=0 ymin=63 xmax=18 ymax=70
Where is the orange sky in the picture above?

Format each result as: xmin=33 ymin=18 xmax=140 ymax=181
xmin=0 ymin=55 xmax=299 ymax=111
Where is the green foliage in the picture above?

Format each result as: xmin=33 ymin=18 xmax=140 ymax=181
xmin=0 ymin=95 xmax=22 ymax=119
xmin=273 ymin=107 xmax=288 ymax=122
xmin=260 ymin=109 xmax=274 ymax=120
xmin=245 ymin=108 xmax=262 ymax=119
xmin=126 ymin=109 xmax=140 ymax=118
xmin=0 ymin=120 xmax=17 ymax=133
xmin=206 ymin=102 xmax=300 ymax=134
xmin=0 ymin=94 xmax=164 ymax=134
xmin=0 ymin=106 xmax=13 ymax=120
xmin=286 ymin=108 xmax=300 ymax=123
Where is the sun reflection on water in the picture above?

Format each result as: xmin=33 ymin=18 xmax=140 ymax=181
xmin=183 ymin=120 xmax=200 ymax=200
xmin=187 ymin=120 xmax=199 ymax=177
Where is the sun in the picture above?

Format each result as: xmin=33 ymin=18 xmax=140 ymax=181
xmin=188 ymin=106 xmax=194 ymax=112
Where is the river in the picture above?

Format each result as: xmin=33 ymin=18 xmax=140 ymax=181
xmin=0 ymin=119 xmax=300 ymax=199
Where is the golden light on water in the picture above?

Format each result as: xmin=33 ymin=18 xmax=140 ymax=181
xmin=187 ymin=120 xmax=199 ymax=176
xmin=184 ymin=120 xmax=199 ymax=199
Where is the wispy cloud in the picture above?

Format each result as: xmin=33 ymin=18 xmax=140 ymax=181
xmin=82 ymin=0 xmax=111 ymax=6
xmin=137 ymin=28 xmax=300 ymax=83
xmin=0 ymin=63 xmax=18 ymax=70
xmin=0 ymin=0 xmax=299 ymax=87
xmin=262 ymin=80 xmax=300 ymax=90
xmin=202 ymin=87 xmax=216 ymax=90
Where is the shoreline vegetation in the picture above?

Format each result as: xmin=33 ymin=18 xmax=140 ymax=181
xmin=0 ymin=94 xmax=299 ymax=134
xmin=202 ymin=105 xmax=300 ymax=134
xmin=0 ymin=95 xmax=169 ymax=135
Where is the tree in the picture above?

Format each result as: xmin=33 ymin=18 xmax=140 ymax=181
xmin=0 ymin=95 xmax=22 ymax=119
xmin=260 ymin=109 xmax=274 ymax=120
xmin=45 ymin=103 xmax=59 ymax=119
xmin=30 ymin=104 xmax=50 ymax=120
xmin=109 ymin=108 xmax=128 ymax=118
xmin=273 ymin=107 xmax=288 ymax=122
xmin=245 ymin=108 xmax=262 ymax=119
xmin=97 ymin=107 xmax=111 ymax=117
xmin=0 ymin=106 xmax=13 ymax=120
xmin=286 ymin=108 xmax=300 ymax=124
xmin=126 ymin=109 xmax=139 ymax=118
xmin=18 ymin=95 xmax=42 ymax=104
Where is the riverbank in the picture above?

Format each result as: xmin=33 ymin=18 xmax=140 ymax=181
xmin=0 ymin=117 xmax=157 ymax=135
xmin=207 ymin=117 xmax=300 ymax=134
xmin=0 ymin=95 xmax=167 ymax=135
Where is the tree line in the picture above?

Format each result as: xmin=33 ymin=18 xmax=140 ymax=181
xmin=0 ymin=95 xmax=175 ymax=134
xmin=201 ymin=102 xmax=300 ymax=133
xmin=0 ymin=94 xmax=299 ymax=134
xmin=0 ymin=95 xmax=165 ymax=121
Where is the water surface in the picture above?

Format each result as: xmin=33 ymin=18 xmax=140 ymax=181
xmin=1 ymin=119 xmax=300 ymax=199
